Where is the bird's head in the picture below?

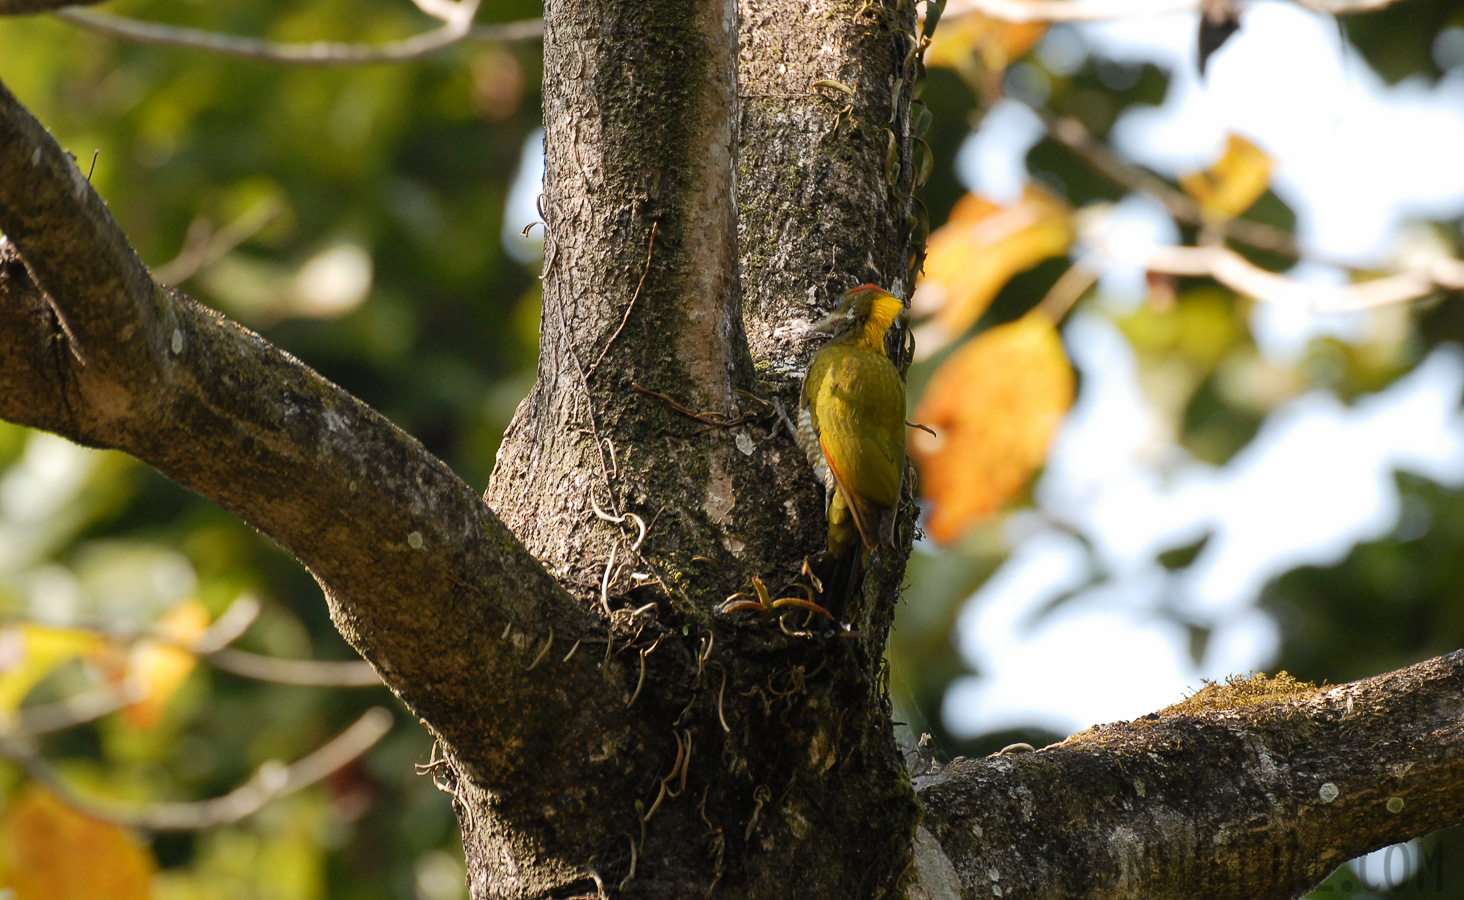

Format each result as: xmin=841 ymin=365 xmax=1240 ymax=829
xmin=812 ymin=284 xmax=904 ymax=349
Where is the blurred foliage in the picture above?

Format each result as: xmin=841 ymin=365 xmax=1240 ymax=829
xmin=1 ymin=0 xmax=1463 ymax=896
xmin=894 ymin=7 xmax=1464 ymax=895
xmin=0 ymin=0 xmax=544 ymax=894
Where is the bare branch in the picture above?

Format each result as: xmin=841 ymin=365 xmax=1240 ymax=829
xmin=1085 ymin=224 xmax=1464 ymax=311
xmin=0 ymin=0 xmax=102 ymax=13
xmin=13 ymin=684 xmax=139 ymax=737
xmin=1029 ymin=103 xmax=1464 ymax=310
xmin=206 ymin=648 xmax=382 ymax=687
xmin=0 ymin=708 xmax=393 ymax=830
xmin=914 ymin=653 xmax=1464 ymax=899
xmin=938 ymin=0 xmax=1418 ymax=22
xmin=1038 ymin=108 xmax=1305 ymax=260
xmin=151 ymin=199 xmax=283 ymax=286
xmin=1294 ymin=0 xmax=1417 ymax=11
xmin=52 ymin=3 xmax=543 ymax=67
xmin=193 ymin=594 xmax=263 ymax=653
xmin=939 ymin=0 xmax=1197 ymax=23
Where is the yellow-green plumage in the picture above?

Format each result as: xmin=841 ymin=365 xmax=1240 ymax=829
xmin=798 ymin=285 xmax=907 ymax=615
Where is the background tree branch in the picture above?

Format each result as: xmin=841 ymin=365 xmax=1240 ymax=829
xmin=0 ymin=0 xmax=102 ymax=13
xmin=913 ymin=651 xmax=1464 ymax=899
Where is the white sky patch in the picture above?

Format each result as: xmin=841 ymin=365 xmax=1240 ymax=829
xmin=1076 ymin=194 xmax=1181 ymax=314
xmin=503 ymin=129 xmax=546 ymax=264
xmin=1083 ymin=2 xmax=1464 ymax=263
xmin=955 ymin=99 xmax=1044 ymax=203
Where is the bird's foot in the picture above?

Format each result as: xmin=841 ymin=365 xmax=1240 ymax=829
xmin=719 ymin=575 xmax=836 ymax=624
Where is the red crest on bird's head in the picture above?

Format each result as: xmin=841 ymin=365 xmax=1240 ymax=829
xmin=833 ymin=283 xmax=893 ymax=312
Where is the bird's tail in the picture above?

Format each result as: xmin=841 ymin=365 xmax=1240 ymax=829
xmin=819 ymin=549 xmax=862 ymax=626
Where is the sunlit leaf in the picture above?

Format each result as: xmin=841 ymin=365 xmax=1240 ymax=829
xmin=1178 ymin=134 xmax=1272 ymax=221
xmin=0 ymin=625 xmax=102 ymax=716
xmin=911 ymin=185 xmax=1073 ymax=355
xmin=925 ymin=10 xmax=1047 ymax=78
xmin=911 ymin=311 xmax=1074 ymax=543
xmin=0 ymin=785 xmax=155 ymax=900
xmin=124 ymin=600 xmax=210 ymax=730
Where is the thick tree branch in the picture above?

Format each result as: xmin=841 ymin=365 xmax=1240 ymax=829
xmin=0 ymin=77 xmax=648 ymax=804
xmin=913 ymin=652 xmax=1464 ymax=899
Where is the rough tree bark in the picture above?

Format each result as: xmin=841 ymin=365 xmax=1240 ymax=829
xmin=0 ymin=1 xmax=1461 ymax=899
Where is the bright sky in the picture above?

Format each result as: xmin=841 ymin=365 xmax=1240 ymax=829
xmin=946 ymin=4 xmax=1464 ymax=738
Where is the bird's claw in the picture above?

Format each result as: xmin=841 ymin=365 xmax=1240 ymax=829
xmin=719 ymin=576 xmax=837 ymax=626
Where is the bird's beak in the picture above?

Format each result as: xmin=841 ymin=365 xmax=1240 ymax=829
xmin=810 ymin=311 xmax=844 ymax=334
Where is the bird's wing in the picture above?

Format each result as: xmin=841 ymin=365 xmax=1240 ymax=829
xmin=814 ymin=350 xmax=907 ymax=548
xmin=820 ymin=434 xmax=882 ymax=549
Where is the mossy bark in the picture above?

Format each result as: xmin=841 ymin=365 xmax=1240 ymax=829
xmin=479 ymin=0 xmax=922 ymax=895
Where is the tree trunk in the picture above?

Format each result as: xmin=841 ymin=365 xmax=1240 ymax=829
xmin=476 ymin=0 xmax=924 ymax=894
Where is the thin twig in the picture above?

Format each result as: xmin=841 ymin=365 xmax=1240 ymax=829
xmin=716 ymin=668 xmax=731 ymax=733
xmin=600 ymin=545 xmax=619 ymax=616
xmin=587 ymin=222 xmax=658 ymax=380
xmin=1088 ymin=229 xmax=1464 ymax=312
xmin=940 ymin=0 xmax=1195 ymax=21
xmin=627 ymin=647 xmax=648 ymax=707
xmin=152 ymin=199 xmax=283 ymax=286
xmin=631 ymin=383 xmax=751 ymax=427
xmin=54 ymin=2 xmax=541 ymax=67
xmin=0 ymin=708 xmax=392 ymax=830
xmin=590 ymin=494 xmax=647 ymax=552
xmin=1036 ymin=109 xmax=1307 ymax=261
xmin=193 ymin=594 xmax=263 ymax=653
xmin=205 ymin=648 xmax=382 ymax=686
xmin=0 ymin=0 xmax=104 ymax=13
xmin=526 ymin=628 xmax=554 ymax=671
xmin=938 ymin=0 xmax=1410 ymax=22
xmin=13 ymin=684 xmax=140 ymax=737
xmin=1036 ymin=263 xmax=1099 ymax=323
xmin=0 ymin=604 xmax=379 ymax=687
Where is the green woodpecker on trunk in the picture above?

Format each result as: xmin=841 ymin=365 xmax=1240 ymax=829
xmin=798 ymin=284 xmax=907 ymax=621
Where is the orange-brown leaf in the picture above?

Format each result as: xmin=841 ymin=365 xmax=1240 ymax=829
xmin=911 ymin=311 xmax=1074 ymax=543
xmin=912 ymin=185 xmax=1073 ymax=355
xmin=123 ymin=600 xmax=210 ymax=730
xmin=0 ymin=785 xmax=155 ymax=900
xmin=925 ymin=11 xmax=1048 ymax=76
xmin=1178 ymin=134 xmax=1272 ymax=221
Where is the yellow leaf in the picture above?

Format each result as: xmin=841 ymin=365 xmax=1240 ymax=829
xmin=0 ymin=785 xmax=155 ymax=900
xmin=925 ymin=11 xmax=1048 ymax=76
xmin=0 ymin=625 xmax=102 ymax=716
xmin=1178 ymin=134 xmax=1272 ymax=221
xmin=912 ymin=185 xmax=1073 ymax=355
xmin=911 ymin=311 xmax=1074 ymax=543
xmin=124 ymin=600 xmax=209 ymax=730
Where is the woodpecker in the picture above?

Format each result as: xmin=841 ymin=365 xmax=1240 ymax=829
xmin=797 ymin=284 xmax=907 ymax=621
